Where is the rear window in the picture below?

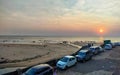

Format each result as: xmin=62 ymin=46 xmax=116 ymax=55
xmin=71 ymin=58 xmax=75 ymax=60
xmin=36 ymin=67 xmax=50 ymax=74
xmin=78 ymin=52 xmax=86 ymax=55
xmin=90 ymin=48 xmax=95 ymax=50
xmin=25 ymin=68 xmax=35 ymax=75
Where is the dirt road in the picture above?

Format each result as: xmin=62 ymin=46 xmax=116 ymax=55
xmin=57 ymin=46 xmax=120 ymax=75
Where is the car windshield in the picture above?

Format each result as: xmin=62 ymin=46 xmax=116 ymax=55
xmin=78 ymin=52 xmax=85 ymax=56
xmin=106 ymin=45 xmax=109 ymax=47
xmin=90 ymin=48 xmax=94 ymax=50
xmin=60 ymin=57 xmax=69 ymax=62
xmin=25 ymin=68 xmax=35 ymax=75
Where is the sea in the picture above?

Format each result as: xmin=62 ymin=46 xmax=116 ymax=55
xmin=0 ymin=36 xmax=120 ymax=43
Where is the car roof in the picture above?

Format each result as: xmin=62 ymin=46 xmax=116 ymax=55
xmin=105 ymin=44 xmax=111 ymax=46
xmin=25 ymin=64 xmax=52 ymax=74
xmin=64 ymin=55 xmax=74 ymax=58
xmin=79 ymin=50 xmax=89 ymax=53
xmin=32 ymin=64 xmax=51 ymax=69
xmin=90 ymin=46 xmax=99 ymax=48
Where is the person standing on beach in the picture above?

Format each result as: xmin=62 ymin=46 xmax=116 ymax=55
xmin=53 ymin=67 xmax=57 ymax=75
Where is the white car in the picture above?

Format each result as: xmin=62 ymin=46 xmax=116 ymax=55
xmin=104 ymin=44 xmax=112 ymax=50
xmin=56 ymin=55 xmax=77 ymax=69
xmin=99 ymin=46 xmax=105 ymax=52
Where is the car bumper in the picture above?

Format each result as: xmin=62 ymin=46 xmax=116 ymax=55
xmin=56 ymin=64 xmax=66 ymax=69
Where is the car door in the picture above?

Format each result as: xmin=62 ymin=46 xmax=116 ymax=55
xmin=94 ymin=47 xmax=98 ymax=54
xmin=67 ymin=58 xmax=72 ymax=67
xmin=97 ymin=47 xmax=100 ymax=52
xmin=85 ymin=52 xmax=89 ymax=60
xmin=72 ymin=58 xmax=76 ymax=65
xmin=71 ymin=58 xmax=76 ymax=66
xmin=88 ymin=51 xmax=92 ymax=58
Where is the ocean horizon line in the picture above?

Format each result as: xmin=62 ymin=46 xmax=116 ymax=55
xmin=0 ymin=35 xmax=120 ymax=37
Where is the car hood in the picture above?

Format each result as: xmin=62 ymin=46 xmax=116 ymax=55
xmin=57 ymin=61 xmax=66 ymax=65
xmin=105 ymin=46 xmax=110 ymax=48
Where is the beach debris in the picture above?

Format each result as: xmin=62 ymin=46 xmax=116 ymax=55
xmin=0 ymin=57 xmax=8 ymax=63
xmin=32 ymin=41 xmax=36 ymax=43
xmin=63 ymin=41 xmax=68 ymax=44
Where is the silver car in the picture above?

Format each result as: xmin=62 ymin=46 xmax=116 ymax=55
xmin=56 ymin=55 xmax=77 ymax=69
xmin=104 ymin=44 xmax=112 ymax=50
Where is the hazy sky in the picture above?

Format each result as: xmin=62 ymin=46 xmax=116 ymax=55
xmin=0 ymin=0 xmax=120 ymax=36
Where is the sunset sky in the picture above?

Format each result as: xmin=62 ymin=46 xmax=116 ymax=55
xmin=0 ymin=0 xmax=120 ymax=36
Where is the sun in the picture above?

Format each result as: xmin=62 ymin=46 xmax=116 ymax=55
xmin=99 ymin=29 xmax=104 ymax=33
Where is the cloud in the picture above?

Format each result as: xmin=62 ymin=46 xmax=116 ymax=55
xmin=0 ymin=0 xmax=120 ymax=36
xmin=61 ymin=0 xmax=119 ymax=19
xmin=1 ymin=0 xmax=120 ymax=18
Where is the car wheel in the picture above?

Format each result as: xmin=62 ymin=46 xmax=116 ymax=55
xmin=75 ymin=62 xmax=77 ymax=65
xmin=77 ymin=58 xmax=80 ymax=62
xmin=94 ymin=50 xmax=98 ymax=55
xmin=82 ymin=59 xmax=86 ymax=63
xmin=64 ymin=66 xmax=68 ymax=70
xmin=102 ymin=50 xmax=105 ymax=52
xmin=85 ymin=57 xmax=88 ymax=61
xmin=89 ymin=56 xmax=92 ymax=60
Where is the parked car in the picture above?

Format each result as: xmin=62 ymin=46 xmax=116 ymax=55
xmin=56 ymin=55 xmax=77 ymax=69
xmin=111 ymin=43 xmax=116 ymax=48
xmin=22 ymin=64 xmax=53 ymax=75
xmin=114 ymin=42 xmax=120 ymax=46
xmin=99 ymin=46 xmax=105 ymax=52
xmin=104 ymin=44 xmax=112 ymax=50
xmin=76 ymin=50 xmax=92 ymax=62
xmin=104 ymin=40 xmax=111 ymax=45
xmin=89 ymin=46 xmax=103 ymax=55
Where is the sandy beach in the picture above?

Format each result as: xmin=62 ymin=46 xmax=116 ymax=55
xmin=0 ymin=41 xmax=81 ymax=69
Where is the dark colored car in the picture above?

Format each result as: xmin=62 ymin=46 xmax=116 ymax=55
xmin=22 ymin=64 xmax=53 ymax=75
xmin=111 ymin=43 xmax=116 ymax=48
xmin=114 ymin=42 xmax=120 ymax=46
xmin=89 ymin=46 xmax=102 ymax=55
xmin=76 ymin=50 xmax=92 ymax=62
